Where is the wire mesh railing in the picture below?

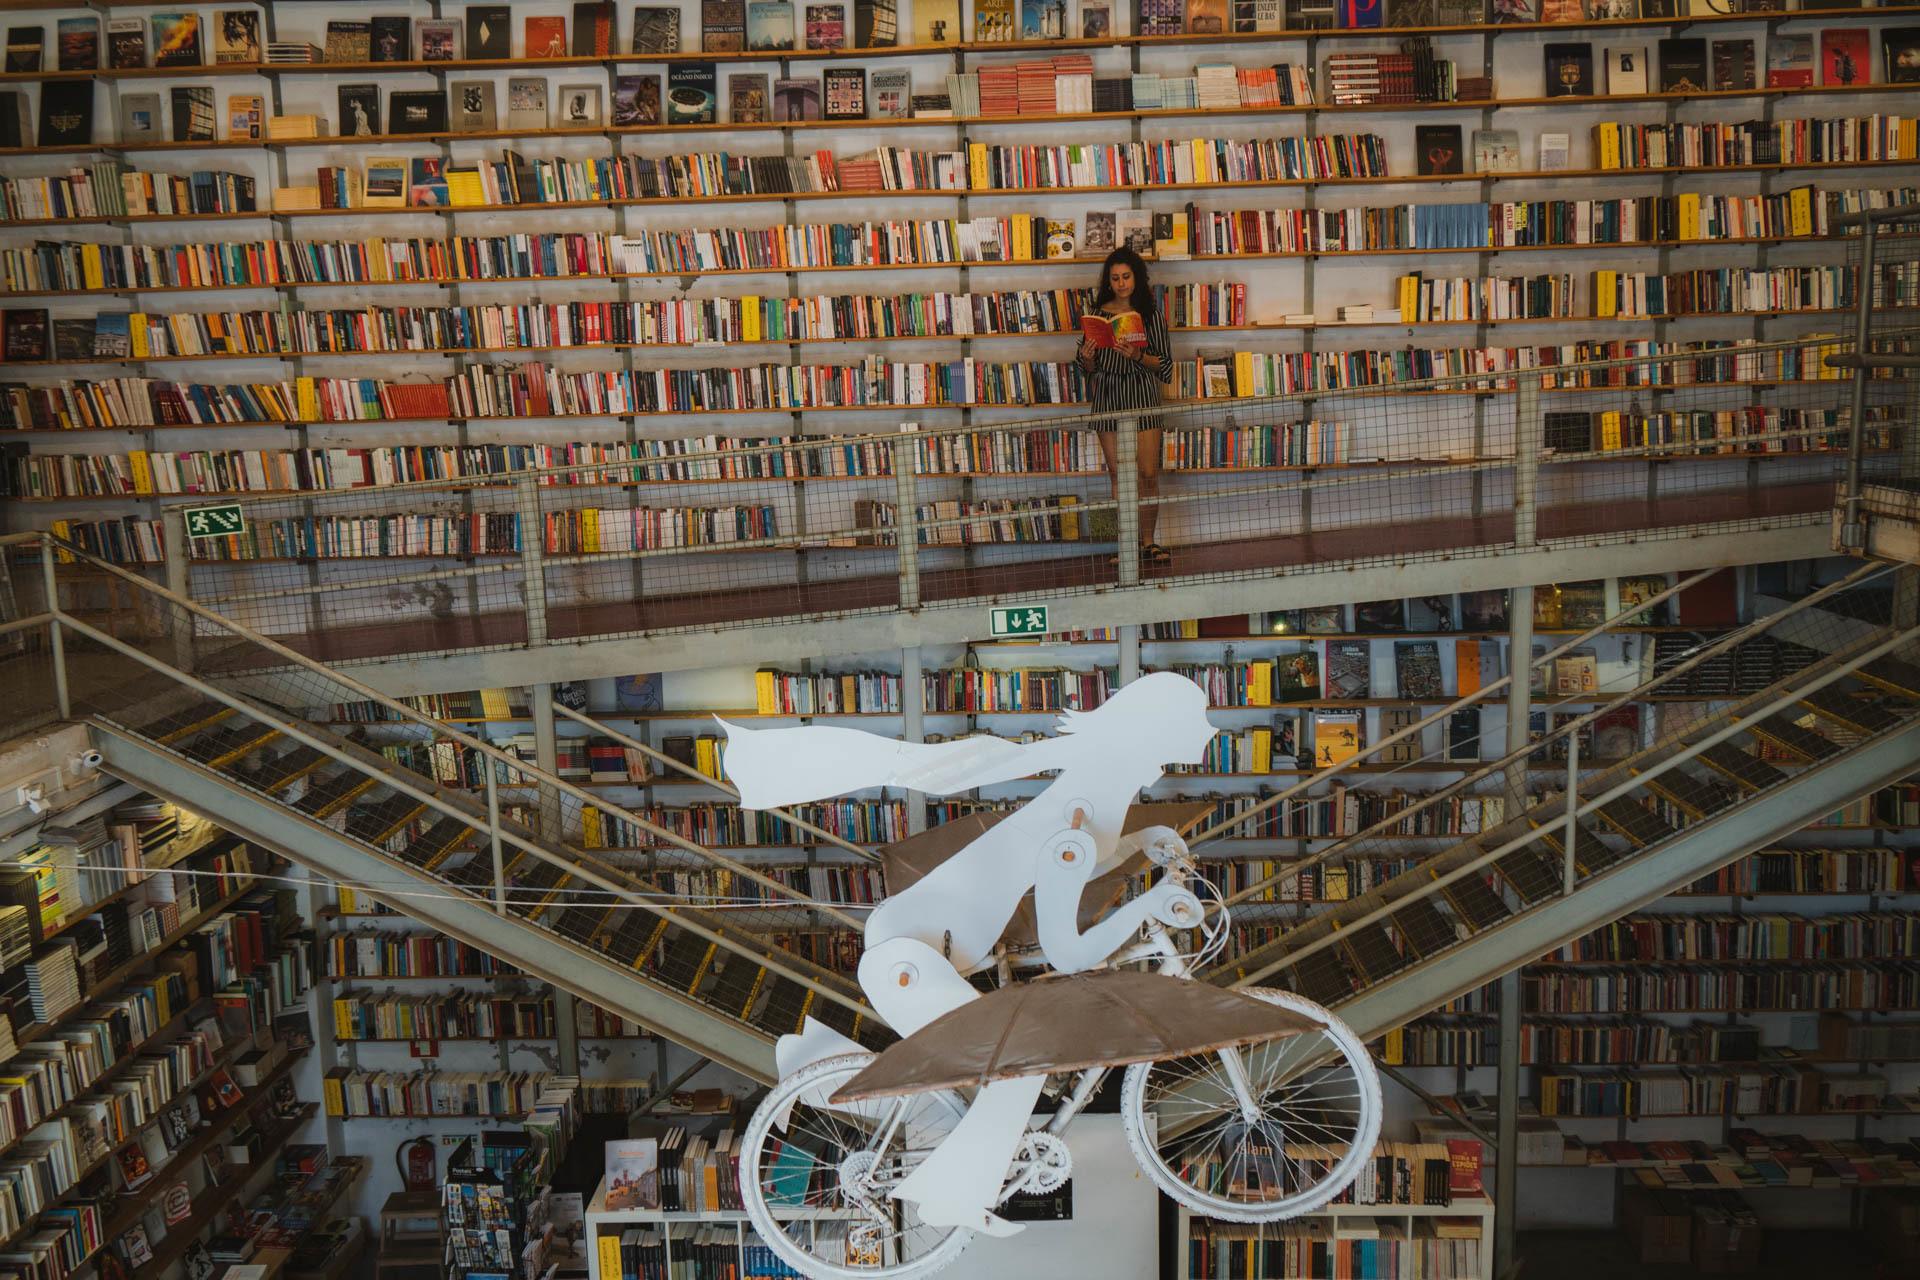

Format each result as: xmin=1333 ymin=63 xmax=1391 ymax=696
xmin=20 ymin=328 xmax=1908 ymax=666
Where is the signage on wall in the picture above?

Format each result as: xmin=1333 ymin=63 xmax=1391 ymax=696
xmin=990 ymin=606 xmax=1050 ymax=637
xmin=180 ymin=503 xmax=247 ymax=539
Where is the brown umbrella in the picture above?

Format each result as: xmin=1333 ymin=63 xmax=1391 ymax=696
xmin=828 ymin=968 xmax=1317 ymax=1103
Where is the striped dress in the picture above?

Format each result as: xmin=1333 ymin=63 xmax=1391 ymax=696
xmin=1087 ymin=306 xmax=1173 ymax=429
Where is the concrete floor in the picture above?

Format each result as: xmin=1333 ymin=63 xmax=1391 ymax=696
xmin=1516 ymin=1229 xmax=1894 ymax=1279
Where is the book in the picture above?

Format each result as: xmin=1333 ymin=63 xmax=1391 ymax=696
xmin=976 ymin=0 xmax=1017 ymax=40
xmin=1395 ymin=640 xmax=1444 ymax=699
xmin=1606 ymin=46 xmax=1648 ymax=94
xmin=1117 ymin=209 xmax=1152 ymax=255
xmin=452 ymin=81 xmax=497 ymax=131
xmin=1765 ymin=35 xmax=1813 ymax=88
xmin=614 ymin=74 xmax=664 ymax=125
xmin=389 ymin=90 xmax=448 ymax=134
xmin=1081 ymin=311 xmax=1147 ymax=350
xmin=363 ymin=158 xmax=407 ymax=207
xmin=370 ymin=16 xmax=410 ymax=61
xmin=324 ymin=19 xmax=370 ymax=63
xmin=823 ymin=66 xmax=865 ymax=118
xmin=1616 ymin=575 xmax=1670 ymax=624
xmin=1276 ymin=650 xmax=1320 ymax=702
xmin=1445 ymin=707 xmax=1481 ymax=762
xmin=338 ymin=84 xmax=380 ymax=137
xmin=1 ymin=309 xmax=48 ymax=362
xmin=774 ymin=76 xmax=821 ymax=119
xmin=667 ymin=63 xmax=718 ymax=123
xmin=465 ymin=6 xmax=511 ymax=58
xmin=213 ymin=10 xmax=259 ymax=64
xmin=1325 ymin=640 xmax=1371 ymax=699
xmin=1082 ymin=0 xmax=1117 ymax=36
xmin=1459 ymin=590 xmax=1507 ymax=630
xmin=1046 ymin=219 xmax=1076 ymax=259
xmin=856 ymin=0 xmax=898 ymax=45
xmin=1489 ymin=0 xmax=1536 ymax=19
xmin=408 ymin=156 xmax=449 ymax=205
xmin=1311 ymin=711 xmax=1364 ymax=767
xmin=1472 ymin=128 xmax=1520 ymax=172
xmin=805 ymin=3 xmax=848 ymax=47
xmin=170 ymin=84 xmax=214 ymax=141
xmin=525 ymin=15 xmax=568 ymax=57
xmin=1544 ymin=43 xmax=1594 ymax=96
xmin=107 ymin=18 xmax=147 ymax=69
xmin=57 ymin=18 xmax=98 ymax=72
xmin=1354 ymin=599 xmax=1404 ymax=632
xmin=749 ymin=1 xmax=796 ymax=49
xmin=1591 ymin=703 xmax=1641 ymax=760
xmin=1189 ymin=0 xmax=1231 ymax=33
xmin=632 ymin=7 xmax=682 ymax=52
xmin=38 ymin=80 xmax=92 ymax=147
xmin=1711 ymin=39 xmax=1756 ymax=91
xmin=1447 ymin=1140 xmax=1485 ymax=1196
xmin=119 ymin=92 xmax=162 ymax=143
xmin=703 ymin=0 xmax=747 ymax=51
xmin=418 ymin=19 xmax=460 ymax=61
xmin=5 ymin=25 xmax=42 ymax=73
xmin=1537 ymin=131 xmax=1570 ymax=170
xmin=557 ymin=84 xmax=602 ymax=125
xmin=871 ymin=67 xmax=910 ymax=117
xmin=573 ymin=1 xmax=616 ymax=54
xmin=151 ymin=13 xmax=203 ymax=67
xmin=1886 ymin=28 xmax=1920 ymax=84
xmin=730 ymin=73 xmax=770 ymax=122
xmin=605 ymin=1138 xmax=660 ymax=1210
xmin=1819 ymin=28 xmax=1869 ymax=86
xmin=1081 ymin=211 xmax=1117 ymax=257
xmin=916 ymin=0 xmax=964 ymax=42
xmin=1657 ymin=37 xmax=1707 ymax=92
xmin=1415 ymin=124 xmax=1463 ymax=175
xmin=507 ymin=77 xmax=549 ymax=129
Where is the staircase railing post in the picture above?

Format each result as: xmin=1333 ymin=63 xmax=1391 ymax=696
xmin=40 ymin=539 xmax=67 ymax=719
xmin=515 ymin=473 xmax=548 ymax=646
xmin=894 ymin=423 xmax=921 ymax=611
xmin=484 ymin=764 xmax=506 ymax=917
xmin=1839 ymin=218 xmax=1878 ymax=551
xmin=1562 ymin=730 xmax=1579 ymax=896
xmin=1513 ymin=374 xmax=1542 ymax=551
xmin=1496 ymin=581 xmax=1534 ymax=1280
xmin=161 ymin=507 xmax=194 ymax=672
xmin=1116 ymin=420 xmax=1141 ymax=587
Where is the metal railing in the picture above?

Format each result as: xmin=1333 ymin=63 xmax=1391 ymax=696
xmin=1834 ymin=202 xmax=1920 ymax=552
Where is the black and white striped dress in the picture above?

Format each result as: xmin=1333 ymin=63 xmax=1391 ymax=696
xmin=1087 ymin=307 xmax=1173 ymax=431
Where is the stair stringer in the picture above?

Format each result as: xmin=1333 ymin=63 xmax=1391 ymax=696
xmin=1278 ymin=717 xmax=1920 ymax=1042
xmin=90 ymin=720 xmax=781 ymax=1083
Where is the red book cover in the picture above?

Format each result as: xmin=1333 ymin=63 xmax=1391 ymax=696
xmin=525 ymin=16 xmax=567 ymax=57
xmin=1446 ymin=1139 xmax=1484 ymax=1196
xmin=1819 ymin=28 xmax=1870 ymax=86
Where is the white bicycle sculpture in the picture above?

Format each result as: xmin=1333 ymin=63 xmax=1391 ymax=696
xmin=720 ymin=673 xmax=1383 ymax=1279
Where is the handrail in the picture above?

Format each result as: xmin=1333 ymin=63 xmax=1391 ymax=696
xmin=548 ymin=702 xmax=880 ymax=865
xmin=1227 ymin=616 xmax=1920 ymax=990
xmin=1211 ymin=560 xmax=1896 ymax=907
xmin=1833 ymin=202 xmax=1920 ymax=229
xmin=33 ymin=531 xmax=872 ymax=937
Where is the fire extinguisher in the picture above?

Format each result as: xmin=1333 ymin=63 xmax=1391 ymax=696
xmin=397 ymin=1136 xmax=436 ymax=1193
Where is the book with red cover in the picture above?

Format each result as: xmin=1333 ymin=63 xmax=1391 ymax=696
xmin=525 ymin=15 xmax=568 ymax=56
xmin=1818 ymin=28 xmax=1869 ymax=86
xmin=1446 ymin=1139 xmax=1484 ymax=1196
xmin=1079 ymin=310 xmax=1145 ymax=350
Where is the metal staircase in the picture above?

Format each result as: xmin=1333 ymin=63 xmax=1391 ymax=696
xmin=6 ymin=532 xmax=1920 ymax=1088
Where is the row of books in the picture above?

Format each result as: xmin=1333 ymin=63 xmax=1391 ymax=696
xmin=1189 ymin=855 xmax=1421 ymax=902
xmin=849 ymin=494 xmax=1085 ymax=545
xmin=1399 ymin=262 xmax=1884 ymax=323
xmin=1681 ymin=845 xmax=1920 ymax=896
xmin=325 ymin=932 xmax=521 ymax=980
xmin=1536 ymin=1063 xmax=1901 ymax=1118
xmin=329 ymin=991 xmax=562 ymax=1042
xmin=319 ymin=1068 xmax=557 ymax=1118
xmin=1186 ymin=1218 xmax=1482 ymax=1280
xmin=644 ymin=862 xmax=887 ymax=907
xmin=1517 ymin=962 xmax=1920 ymax=1015
xmin=578 ymin=799 xmax=911 ymax=849
xmin=1538 ymin=912 xmax=1920 ymax=965
xmin=1594 ymin=113 xmax=1920 ymax=170
xmin=11 ymin=180 xmax=1913 ymax=302
xmin=1386 ymin=1016 xmax=1795 ymax=1068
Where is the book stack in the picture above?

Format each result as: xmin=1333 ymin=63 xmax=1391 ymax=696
xmin=1092 ymin=77 xmax=1130 ymax=112
xmin=976 ymin=64 xmax=1018 ymax=116
xmin=0 ymin=904 xmax=30 ymax=970
xmin=264 ymin=41 xmax=320 ymax=63
xmin=1325 ymin=51 xmax=1419 ymax=105
xmin=1196 ymin=63 xmax=1240 ymax=110
xmin=25 ymin=940 xmax=80 ymax=1024
xmin=266 ymin=114 xmax=323 ymax=140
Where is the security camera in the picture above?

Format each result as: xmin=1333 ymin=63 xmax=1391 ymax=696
xmin=71 ymin=749 xmax=104 ymax=774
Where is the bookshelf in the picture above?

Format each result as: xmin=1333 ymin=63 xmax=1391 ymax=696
xmin=1175 ymin=1198 xmax=1496 ymax=1280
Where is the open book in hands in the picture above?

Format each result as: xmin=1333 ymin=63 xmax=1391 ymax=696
xmin=1080 ymin=310 xmax=1147 ymax=351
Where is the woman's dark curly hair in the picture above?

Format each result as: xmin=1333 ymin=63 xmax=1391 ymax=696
xmin=1094 ymin=246 xmax=1152 ymax=310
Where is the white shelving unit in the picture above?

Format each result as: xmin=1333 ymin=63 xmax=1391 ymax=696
xmin=1175 ymin=1198 xmax=1496 ymax=1280
xmin=584 ymin=1182 xmax=858 ymax=1280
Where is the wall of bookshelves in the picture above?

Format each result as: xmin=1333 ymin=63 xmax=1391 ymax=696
xmin=1 ymin=1 xmax=1916 ymax=601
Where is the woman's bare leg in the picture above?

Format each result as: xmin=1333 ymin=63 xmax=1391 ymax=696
xmin=1139 ymin=427 xmax=1164 ymax=548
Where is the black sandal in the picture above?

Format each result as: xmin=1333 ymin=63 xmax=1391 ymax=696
xmin=1142 ymin=542 xmax=1172 ymax=565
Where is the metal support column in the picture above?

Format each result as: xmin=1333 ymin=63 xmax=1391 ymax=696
xmin=161 ymin=508 xmax=193 ymax=673
xmin=41 ymin=542 xmax=67 ymax=719
xmin=895 ymin=424 xmax=921 ymax=611
xmin=1116 ymin=423 xmax=1141 ymax=586
xmin=1118 ymin=624 xmax=1141 ymax=685
xmin=1496 ymin=583 xmax=1535 ymax=1278
xmin=554 ymin=989 xmax=580 ymax=1075
xmin=1839 ymin=220 xmax=1878 ymax=551
xmin=516 ymin=476 xmax=549 ymax=645
xmin=902 ymin=644 xmax=927 ymax=835
xmin=531 ymin=684 xmax=560 ymax=838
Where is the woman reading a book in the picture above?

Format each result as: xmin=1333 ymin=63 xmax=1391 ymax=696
xmin=1077 ymin=247 xmax=1173 ymax=565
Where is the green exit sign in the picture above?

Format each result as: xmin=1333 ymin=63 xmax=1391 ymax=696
xmin=181 ymin=503 xmax=246 ymax=539
xmin=990 ymin=606 xmax=1050 ymax=637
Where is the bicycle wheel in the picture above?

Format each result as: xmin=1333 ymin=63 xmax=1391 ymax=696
xmin=1120 ymin=988 xmax=1382 ymax=1222
xmin=739 ymin=1053 xmax=975 ymax=1280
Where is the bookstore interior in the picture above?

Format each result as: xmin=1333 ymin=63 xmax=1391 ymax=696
xmin=3 ymin=0 xmax=1920 ymax=1277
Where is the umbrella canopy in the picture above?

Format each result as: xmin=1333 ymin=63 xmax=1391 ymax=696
xmin=828 ymin=968 xmax=1317 ymax=1103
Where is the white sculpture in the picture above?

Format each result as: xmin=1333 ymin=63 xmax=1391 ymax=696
xmin=723 ymin=671 xmax=1382 ymax=1278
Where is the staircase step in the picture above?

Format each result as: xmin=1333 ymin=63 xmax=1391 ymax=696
xmin=295 ymin=770 xmax=377 ymax=819
xmin=756 ymin=977 xmax=813 ymax=1036
xmin=1281 ymin=946 xmax=1360 ymax=1007
xmin=1746 ymin=714 xmax=1842 ymax=763
xmin=705 ymin=956 xmax=766 ymax=1020
xmin=549 ymin=904 xmax=614 ymax=950
xmin=344 ymin=795 xmax=428 ymax=845
xmin=1389 ymin=898 xmax=1459 ymax=960
xmin=809 ymin=997 xmax=863 ymax=1041
xmin=607 ymin=917 xmax=669 ymax=970
xmin=183 ymin=723 xmax=280 ymax=769
xmin=1696 ymin=742 xmax=1787 ymax=792
xmin=152 ymin=702 xmax=235 ymax=745
xmin=1798 ymin=687 xmax=1901 ymax=735
xmin=1591 ymin=797 xmax=1677 ymax=848
xmin=1530 ymin=816 xmax=1621 ymax=868
xmin=229 ymin=743 xmax=326 ymax=792
xmin=1855 ymin=655 xmax=1920 ymax=699
xmin=1338 ymin=925 xmax=1409 ymax=984
xmin=1438 ymin=874 xmax=1513 ymax=932
xmin=1636 ymin=764 xmax=1739 ymax=820
xmin=1495 ymin=847 xmax=1567 ymax=904
xmin=401 ymin=817 xmax=473 ymax=871
xmin=655 ymin=933 xmax=714 ymax=991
